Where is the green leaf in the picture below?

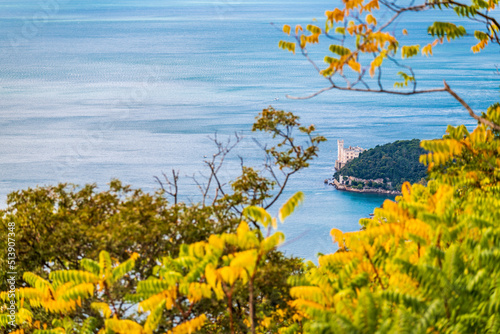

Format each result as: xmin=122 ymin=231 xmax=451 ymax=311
xmin=49 ymin=270 xmax=98 ymax=286
xmin=427 ymin=22 xmax=466 ymax=40
xmin=99 ymin=250 xmax=112 ymax=276
xmin=278 ymin=191 xmax=304 ymax=223
xmin=306 ymin=24 xmax=322 ymax=35
xmin=329 ymin=44 xmax=351 ymax=56
xmin=80 ymin=259 xmax=100 ymax=276
xmin=80 ymin=317 xmax=99 ymax=334
xmin=243 ymin=206 xmax=273 ymax=228
xmin=59 ymin=283 xmax=94 ymax=302
xmin=144 ymin=300 xmax=166 ymax=333
xmin=401 ymin=45 xmax=420 ymax=59
xmin=111 ymin=258 xmax=136 ymax=283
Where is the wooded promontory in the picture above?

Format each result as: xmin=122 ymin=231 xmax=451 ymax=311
xmin=334 ymin=139 xmax=427 ymax=190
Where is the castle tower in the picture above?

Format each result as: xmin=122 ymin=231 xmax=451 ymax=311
xmin=336 ymin=139 xmax=345 ymax=170
xmin=337 ymin=140 xmax=344 ymax=162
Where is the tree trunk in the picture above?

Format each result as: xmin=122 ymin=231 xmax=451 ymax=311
xmin=249 ymin=279 xmax=256 ymax=334
xmin=228 ymin=293 xmax=235 ymax=334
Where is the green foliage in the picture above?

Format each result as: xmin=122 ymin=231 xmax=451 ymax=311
xmin=1 ymin=197 xmax=305 ymax=334
xmin=285 ymin=118 xmax=500 ymax=333
xmin=427 ymin=22 xmax=467 ymax=41
xmin=329 ymin=44 xmax=351 ymax=56
xmin=228 ymin=166 xmax=276 ymax=207
xmin=0 ymin=108 xmax=321 ymax=334
xmin=278 ymin=191 xmax=304 ymax=223
xmin=394 ymin=71 xmax=415 ymax=88
xmin=278 ymin=40 xmax=296 ymax=54
xmin=2 ymin=0 xmax=500 ymax=331
xmin=252 ymin=107 xmax=326 ymax=173
xmin=336 ymin=139 xmax=427 ymax=189
xmin=0 ymin=180 xmax=226 ymax=287
xmin=401 ymin=45 xmax=420 ymax=59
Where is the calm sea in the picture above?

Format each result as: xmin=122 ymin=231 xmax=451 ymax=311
xmin=1 ymin=0 xmax=498 ymax=259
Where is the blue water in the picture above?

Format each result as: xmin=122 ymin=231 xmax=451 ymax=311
xmin=1 ymin=0 xmax=498 ymax=260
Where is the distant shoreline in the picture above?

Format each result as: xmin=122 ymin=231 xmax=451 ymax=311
xmin=325 ymin=178 xmax=401 ymax=195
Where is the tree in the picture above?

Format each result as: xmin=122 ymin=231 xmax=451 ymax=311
xmin=274 ymin=1 xmax=500 ymax=332
xmin=0 ymin=108 xmax=324 ymax=333
xmin=1 ymin=193 xmax=305 ymax=334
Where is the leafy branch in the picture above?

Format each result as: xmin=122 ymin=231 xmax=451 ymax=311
xmin=278 ymin=0 xmax=500 ymax=130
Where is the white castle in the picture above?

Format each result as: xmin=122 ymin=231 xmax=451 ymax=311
xmin=335 ymin=139 xmax=366 ymax=170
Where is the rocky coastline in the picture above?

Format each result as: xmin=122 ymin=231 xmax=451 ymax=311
xmin=325 ymin=178 xmax=401 ymax=195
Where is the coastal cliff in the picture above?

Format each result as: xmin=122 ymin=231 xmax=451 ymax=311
xmin=326 ymin=178 xmax=401 ymax=195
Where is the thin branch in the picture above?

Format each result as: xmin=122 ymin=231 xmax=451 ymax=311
xmin=155 ymin=170 xmax=179 ymax=204
xmin=286 ymin=86 xmax=335 ymax=99
xmin=359 ymin=79 xmax=371 ymax=90
xmin=386 ymin=55 xmax=417 ymax=92
xmin=324 ymin=31 xmax=343 ymax=41
xmin=351 ymin=68 xmax=367 ymax=89
xmin=286 ymin=85 xmax=446 ymax=100
xmin=377 ymin=61 xmax=383 ymax=91
xmin=193 ymin=132 xmax=243 ymax=206
xmin=379 ymin=3 xmax=429 ymax=31
xmin=443 ymin=80 xmax=500 ymax=131
xmin=264 ymin=167 xmax=303 ymax=210
xmin=293 ymin=35 xmax=335 ymax=86
xmin=448 ymin=0 xmax=500 ymax=32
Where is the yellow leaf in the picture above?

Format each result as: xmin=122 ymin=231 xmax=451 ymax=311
xmin=471 ymin=39 xmax=488 ymax=53
xmin=401 ymin=182 xmax=412 ymax=201
xmin=10 ymin=330 xmax=25 ymax=334
xmin=366 ymin=14 xmax=377 ymax=26
xmin=364 ymin=0 xmax=380 ymax=11
xmin=243 ymin=206 xmax=273 ymax=227
xmin=91 ymin=302 xmax=112 ymax=318
xmin=422 ymin=43 xmax=433 ymax=56
xmin=230 ymin=250 xmax=258 ymax=271
xmin=326 ymin=8 xmax=344 ymax=23
xmin=144 ymin=300 xmax=166 ymax=333
xmin=290 ymin=286 xmax=325 ymax=304
xmin=330 ymin=228 xmax=344 ymax=246
xmin=283 ymin=24 xmax=291 ymax=35
xmin=168 ymin=315 xmax=207 ymax=334
xmin=106 ymin=318 xmax=144 ymax=334
xmin=236 ymin=221 xmax=250 ymax=238
xmin=262 ymin=232 xmax=285 ymax=252
xmin=218 ymin=267 xmax=239 ymax=286
xmin=402 ymin=28 xmax=408 ymax=35
xmin=347 ymin=59 xmax=361 ymax=73
xmin=278 ymin=191 xmax=304 ymax=223
xmin=205 ymin=263 xmax=218 ymax=288
xmin=208 ymin=234 xmax=224 ymax=250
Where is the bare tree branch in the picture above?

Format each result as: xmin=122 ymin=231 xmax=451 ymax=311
xmin=286 ymin=85 xmax=446 ymax=100
xmin=378 ymin=2 xmax=429 ymax=31
xmin=155 ymin=170 xmax=179 ymax=204
xmin=443 ymin=80 xmax=500 ymax=131
xmin=189 ymin=132 xmax=244 ymax=207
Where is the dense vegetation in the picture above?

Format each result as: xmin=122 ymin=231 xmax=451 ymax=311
xmin=2 ymin=0 xmax=500 ymax=333
xmin=335 ymin=139 xmax=427 ymax=189
xmin=0 ymin=108 xmax=324 ymax=334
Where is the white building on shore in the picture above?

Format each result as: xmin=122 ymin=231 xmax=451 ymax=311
xmin=335 ymin=140 xmax=366 ymax=170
